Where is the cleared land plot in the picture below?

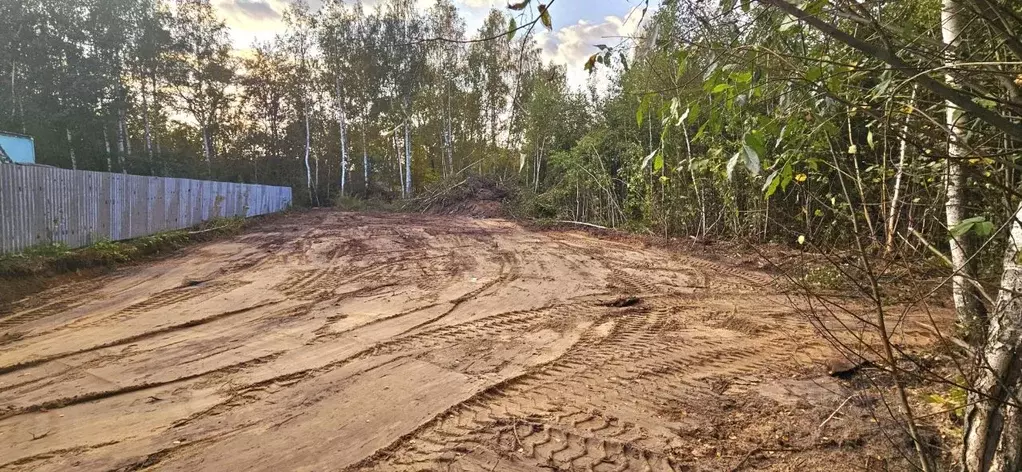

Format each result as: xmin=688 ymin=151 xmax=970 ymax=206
xmin=0 ymin=210 xmax=947 ymax=471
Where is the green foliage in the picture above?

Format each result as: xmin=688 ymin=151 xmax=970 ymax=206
xmin=950 ymin=216 xmax=994 ymax=239
xmin=924 ymin=385 xmax=968 ymax=421
xmin=0 ymin=218 xmax=248 ymax=278
xmin=800 ymin=263 xmax=844 ymax=290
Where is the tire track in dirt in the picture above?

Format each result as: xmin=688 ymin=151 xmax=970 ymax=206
xmin=363 ymin=294 xmax=810 ymax=471
xmin=0 ymin=211 xmax=951 ymax=472
xmin=0 ymin=300 xmax=284 ymax=378
xmin=0 ymin=350 xmax=285 ymax=421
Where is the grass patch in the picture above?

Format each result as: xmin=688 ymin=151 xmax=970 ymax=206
xmin=0 ymin=217 xmax=249 ymax=305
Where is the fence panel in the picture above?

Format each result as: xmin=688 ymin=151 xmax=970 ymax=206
xmin=0 ymin=165 xmax=292 ymax=254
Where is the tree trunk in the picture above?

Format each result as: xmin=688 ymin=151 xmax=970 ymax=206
xmin=143 ymin=79 xmax=154 ymax=175
xmin=104 ymin=126 xmax=113 ymax=172
xmin=403 ymin=95 xmax=413 ymax=197
xmin=336 ymin=78 xmax=349 ymax=196
xmin=304 ymin=106 xmax=313 ymax=205
xmin=65 ymin=128 xmax=76 ymax=170
xmin=117 ymin=109 xmax=127 ymax=173
xmin=362 ymin=122 xmax=369 ymax=196
xmin=123 ymin=113 xmax=132 ymax=157
xmin=942 ymin=0 xmax=987 ymax=333
xmin=682 ymin=119 xmax=705 ymax=237
xmin=395 ymin=133 xmax=404 ymax=198
xmin=201 ymin=124 xmax=213 ymax=176
xmin=445 ymin=84 xmax=454 ymax=177
xmin=963 ymin=201 xmax=1022 ymax=472
xmin=885 ymin=86 xmax=917 ymax=253
xmin=9 ymin=60 xmax=15 ymax=119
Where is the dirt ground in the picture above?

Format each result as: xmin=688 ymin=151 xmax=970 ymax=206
xmin=0 ymin=210 xmax=950 ymax=471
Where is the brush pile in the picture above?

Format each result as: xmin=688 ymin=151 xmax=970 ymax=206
xmin=408 ymin=176 xmax=510 ymax=218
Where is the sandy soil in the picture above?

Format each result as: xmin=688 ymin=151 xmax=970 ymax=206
xmin=0 ymin=210 xmax=948 ymax=471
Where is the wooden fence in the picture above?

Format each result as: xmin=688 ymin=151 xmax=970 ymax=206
xmin=0 ymin=164 xmax=292 ymax=254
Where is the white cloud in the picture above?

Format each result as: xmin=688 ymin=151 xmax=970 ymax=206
xmin=456 ymin=0 xmax=501 ymax=7
xmin=214 ymin=0 xmax=287 ymax=30
xmin=533 ymin=9 xmax=643 ymax=91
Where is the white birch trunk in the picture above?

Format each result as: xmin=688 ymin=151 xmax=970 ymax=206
xmin=143 ymin=80 xmax=154 ymax=175
xmin=123 ymin=114 xmax=132 ymax=156
xmin=404 ymin=95 xmax=412 ymax=197
xmin=201 ymin=125 xmax=212 ymax=166
xmin=336 ymin=78 xmax=349 ymax=197
xmin=304 ymin=106 xmax=313 ymax=203
xmin=941 ymin=0 xmax=986 ymax=329
xmin=116 ymin=108 xmax=126 ymax=172
xmin=885 ymin=86 xmax=916 ymax=253
xmin=362 ymin=123 xmax=369 ymax=195
xmin=445 ymin=85 xmax=454 ymax=177
xmin=66 ymin=128 xmax=76 ymax=170
xmin=963 ymin=201 xmax=1022 ymax=472
xmin=395 ymin=133 xmax=405 ymax=198
xmin=104 ymin=126 xmax=112 ymax=172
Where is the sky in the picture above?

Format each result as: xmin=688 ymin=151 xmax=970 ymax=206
xmin=211 ymin=0 xmax=656 ymax=90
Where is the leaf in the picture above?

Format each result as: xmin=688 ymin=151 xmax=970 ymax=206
xmin=744 ymin=130 xmax=766 ymax=159
xmin=804 ymin=66 xmax=823 ymax=82
xmin=795 ymin=172 xmax=807 ymax=182
xmin=727 ymin=151 xmax=742 ymax=180
xmin=538 ymin=4 xmax=552 ymax=30
xmin=742 ymin=144 xmax=761 ymax=175
xmin=740 ymin=0 xmax=751 ymax=12
xmin=775 ymin=125 xmax=789 ymax=151
xmin=507 ymin=0 xmax=530 ymax=10
xmin=951 ymin=216 xmax=991 ymax=238
xmin=780 ymin=160 xmax=793 ymax=191
xmin=676 ymin=107 xmax=690 ymax=126
xmin=653 ymin=153 xmax=664 ymax=172
xmin=733 ymin=71 xmax=753 ymax=84
xmin=507 ymin=18 xmax=517 ymax=40
xmin=763 ymin=170 xmax=780 ymax=198
xmin=636 ymin=95 xmax=650 ymax=127
xmin=975 ymin=220 xmax=994 ymax=237
xmin=694 ymin=122 xmax=708 ymax=141
xmin=848 ymin=144 xmax=857 ymax=155
xmin=711 ymin=83 xmax=731 ymax=94
xmin=676 ymin=51 xmax=688 ymax=78
xmin=797 ymin=235 xmax=806 ymax=245
xmin=867 ymin=130 xmax=875 ymax=149
xmin=873 ymin=76 xmax=892 ymax=98
xmin=641 ymin=148 xmax=658 ymax=170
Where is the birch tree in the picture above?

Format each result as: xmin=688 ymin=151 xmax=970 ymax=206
xmin=166 ymin=0 xmax=234 ymax=175
xmin=941 ymin=0 xmax=988 ymax=335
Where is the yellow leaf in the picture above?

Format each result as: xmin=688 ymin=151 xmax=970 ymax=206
xmin=795 ymin=173 xmax=807 ymax=182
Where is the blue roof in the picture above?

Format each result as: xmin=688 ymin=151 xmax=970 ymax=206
xmin=0 ymin=132 xmax=35 ymax=164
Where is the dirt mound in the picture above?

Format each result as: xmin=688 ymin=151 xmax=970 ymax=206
xmin=414 ymin=176 xmax=510 ymax=218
